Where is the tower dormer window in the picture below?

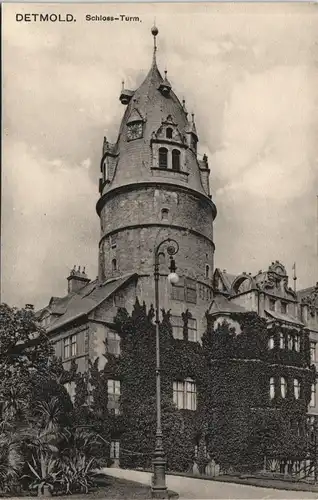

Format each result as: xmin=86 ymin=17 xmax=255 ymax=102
xmin=159 ymin=147 xmax=168 ymax=169
xmin=172 ymin=149 xmax=180 ymax=171
xmin=166 ymin=128 xmax=173 ymax=139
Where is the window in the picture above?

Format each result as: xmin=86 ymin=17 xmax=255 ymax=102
xmin=280 ymin=377 xmax=287 ymax=398
xmin=63 ymin=337 xmax=70 ymax=359
xmin=294 ymin=379 xmax=300 ymax=400
xmin=171 ymin=276 xmax=185 ymax=301
xmin=269 ymin=298 xmax=276 ymax=311
xmin=110 ymin=440 xmax=120 ymax=460
xmin=279 ymin=332 xmax=285 ymax=349
xmin=188 ymin=318 xmax=197 ymax=342
xmin=159 ymin=147 xmax=168 ymax=169
xmin=269 ymin=377 xmax=275 ymax=400
xmin=205 ymin=264 xmax=210 ymax=279
xmin=106 ymin=331 xmax=121 ymax=356
xmin=108 ymin=379 xmax=121 ymax=415
xmin=311 ymin=342 xmax=316 ymax=362
xmin=114 ymin=291 xmax=125 ymax=308
xmin=288 ymin=334 xmax=293 ymax=350
xmin=194 ymin=441 xmax=208 ymax=460
xmin=185 ymin=278 xmax=197 ymax=304
xmin=112 ymin=258 xmax=117 ymax=272
xmin=268 ymin=336 xmax=275 ymax=350
xmin=310 ymin=384 xmax=316 ymax=408
xmin=281 ymin=301 xmax=287 ymax=314
xmin=172 ymin=149 xmax=181 ymax=171
xmin=161 ymin=208 xmax=169 ymax=221
xmin=294 ymin=335 xmax=300 ymax=352
xmin=71 ymin=335 xmax=77 ymax=357
xmin=171 ymin=315 xmax=184 ymax=340
xmin=166 ymin=128 xmax=173 ymax=139
xmin=173 ymin=379 xmax=197 ymax=411
xmin=110 ymin=234 xmax=117 ymax=249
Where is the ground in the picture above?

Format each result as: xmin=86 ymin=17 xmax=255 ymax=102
xmin=102 ymin=467 xmax=318 ymax=499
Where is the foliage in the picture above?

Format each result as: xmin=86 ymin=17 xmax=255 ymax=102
xmin=107 ymin=300 xmax=314 ymax=475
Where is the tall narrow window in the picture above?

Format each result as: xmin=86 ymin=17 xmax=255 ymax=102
xmin=294 ymin=335 xmax=300 ymax=352
xmin=110 ymin=440 xmax=120 ymax=460
xmin=268 ymin=336 xmax=275 ymax=350
xmin=112 ymin=258 xmax=117 ymax=272
xmin=281 ymin=301 xmax=287 ymax=314
xmin=172 ymin=149 xmax=181 ymax=171
xmin=310 ymin=384 xmax=316 ymax=408
xmin=63 ymin=337 xmax=70 ymax=359
xmin=279 ymin=333 xmax=285 ymax=349
xmin=294 ymin=379 xmax=300 ymax=400
xmin=269 ymin=377 xmax=275 ymax=400
xmin=280 ymin=377 xmax=287 ymax=398
xmin=311 ymin=342 xmax=316 ymax=362
xmin=205 ymin=265 xmax=210 ymax=279
xmin=166 ymin=128 xmax=173 ymax=139
xmin=107 ymin=379 xmax=121 ymax=415
xmin=185 ymin=379 xmax=197 ymax=411
xmin=188 ymin=318 xmax=197 ymax=342
xmin=159 ymin=147 xmax=168 ymax=169
xmin=106 ymin=331 xmax=121 ymax=356
xmin=185 ymin=278 xmax=197 ymax=304
xmin=70 ymin=335 xmax=77 ymax=357
xmin=171 ymin=315 xmax=184 ymax=340
xmin=110 ymin=234 xmax=117 ymax=249
xmin=269 ymin=298 xmax=276 ymax=311
xmin=288 ymin=334 xmax=293 ymax=350
xmin=173 ymin=381 xmax=185 ymax=409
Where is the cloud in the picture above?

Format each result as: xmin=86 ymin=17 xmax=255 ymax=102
xmin=2 ymin=2 xmax=318 ymax=308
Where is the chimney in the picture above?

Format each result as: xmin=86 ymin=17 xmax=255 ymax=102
xmin=67 ymin=265 xmax=90 ymax=294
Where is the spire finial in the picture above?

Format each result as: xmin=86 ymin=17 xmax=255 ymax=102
xmin=151 ymin=23 xmax=159 ymax=63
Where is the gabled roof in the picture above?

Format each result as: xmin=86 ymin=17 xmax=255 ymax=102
xmin=208 ymin=294 xmax=248 ymax=315
xmin=213 ymin=268 xmax=237 ymax=295
xmin=46 ymin=274 xmax=137 ymax=333
xmin=264 ymin=309 xmax=303 ymax=327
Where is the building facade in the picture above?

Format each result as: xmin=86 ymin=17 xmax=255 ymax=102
xmin=36 ymin=29 xmax=317 ymax=475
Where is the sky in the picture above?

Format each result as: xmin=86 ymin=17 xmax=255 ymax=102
xmin=2 ymin=2 xmax=318 ymax=309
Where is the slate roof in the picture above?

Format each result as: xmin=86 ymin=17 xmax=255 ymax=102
xmin=101 ymin=49 xmax=210 ymax=199
xmin=45 ymin=274 xmax=137 ymax=333
xmin=264 ymin=309 xmax=303 ymax=326
xmin=208 ymin=294 xmax=248 ymax=315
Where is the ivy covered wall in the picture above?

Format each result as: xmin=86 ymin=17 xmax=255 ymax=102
xmin=71 ymin=299 xmax=315 ymax=474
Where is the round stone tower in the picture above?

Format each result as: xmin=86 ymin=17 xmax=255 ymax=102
xmin=96 ymin=28 xmax=217 ymax=334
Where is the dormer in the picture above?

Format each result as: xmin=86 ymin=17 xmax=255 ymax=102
xmin=185 ymin=113 xmax=198 ymax=154
xmin=126 ymin=108 xmax=145 ymax=142
xmin=119 ymin=81 xmax=134 ymax=105
xmin=158 ymin=70 xmax=172 ymax=96
xmin=99 ymin=137 xmax=118 ymax=193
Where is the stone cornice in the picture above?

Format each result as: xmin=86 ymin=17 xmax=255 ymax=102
xmin=96 ymin=181 xmax=217 ymax=219
xmin=98 ymin=222 xmax=215 ymax=250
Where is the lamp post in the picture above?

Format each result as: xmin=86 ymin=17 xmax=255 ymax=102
xmin=152 ymin=238 xmax=179 ymax=498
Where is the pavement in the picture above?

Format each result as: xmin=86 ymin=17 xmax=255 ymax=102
xmin=101 ymin=467 xmax=318 ymax=499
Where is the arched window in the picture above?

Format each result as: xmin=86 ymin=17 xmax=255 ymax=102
xmin=166 ymin=128 xmax=173 ymax=139
xmin=159 ymin=148 xmax=168 ymax=169
xmin=161 ymin=208 xmax=169 ymax=221
xmin=112 ymin=258 xmax=117 ymax=272
xmin=172 ymin=149 xmax=181 ymax=171
xmin=205 ymin=264 xmax=210 ymax=279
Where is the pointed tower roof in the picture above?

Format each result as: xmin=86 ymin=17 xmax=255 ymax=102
xmin=97 ymin=27 xmax=216 ymax=215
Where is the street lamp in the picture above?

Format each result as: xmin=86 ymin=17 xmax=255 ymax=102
xmin=152 ymin=238 xmax=179 ymax=498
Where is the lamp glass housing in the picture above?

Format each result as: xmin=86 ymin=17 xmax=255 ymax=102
xmin=168 ymin=272 xmax=179 ymax=285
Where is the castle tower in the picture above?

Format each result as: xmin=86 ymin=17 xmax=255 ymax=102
xmin=96 ymin=28 xmax=217 ymax=333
